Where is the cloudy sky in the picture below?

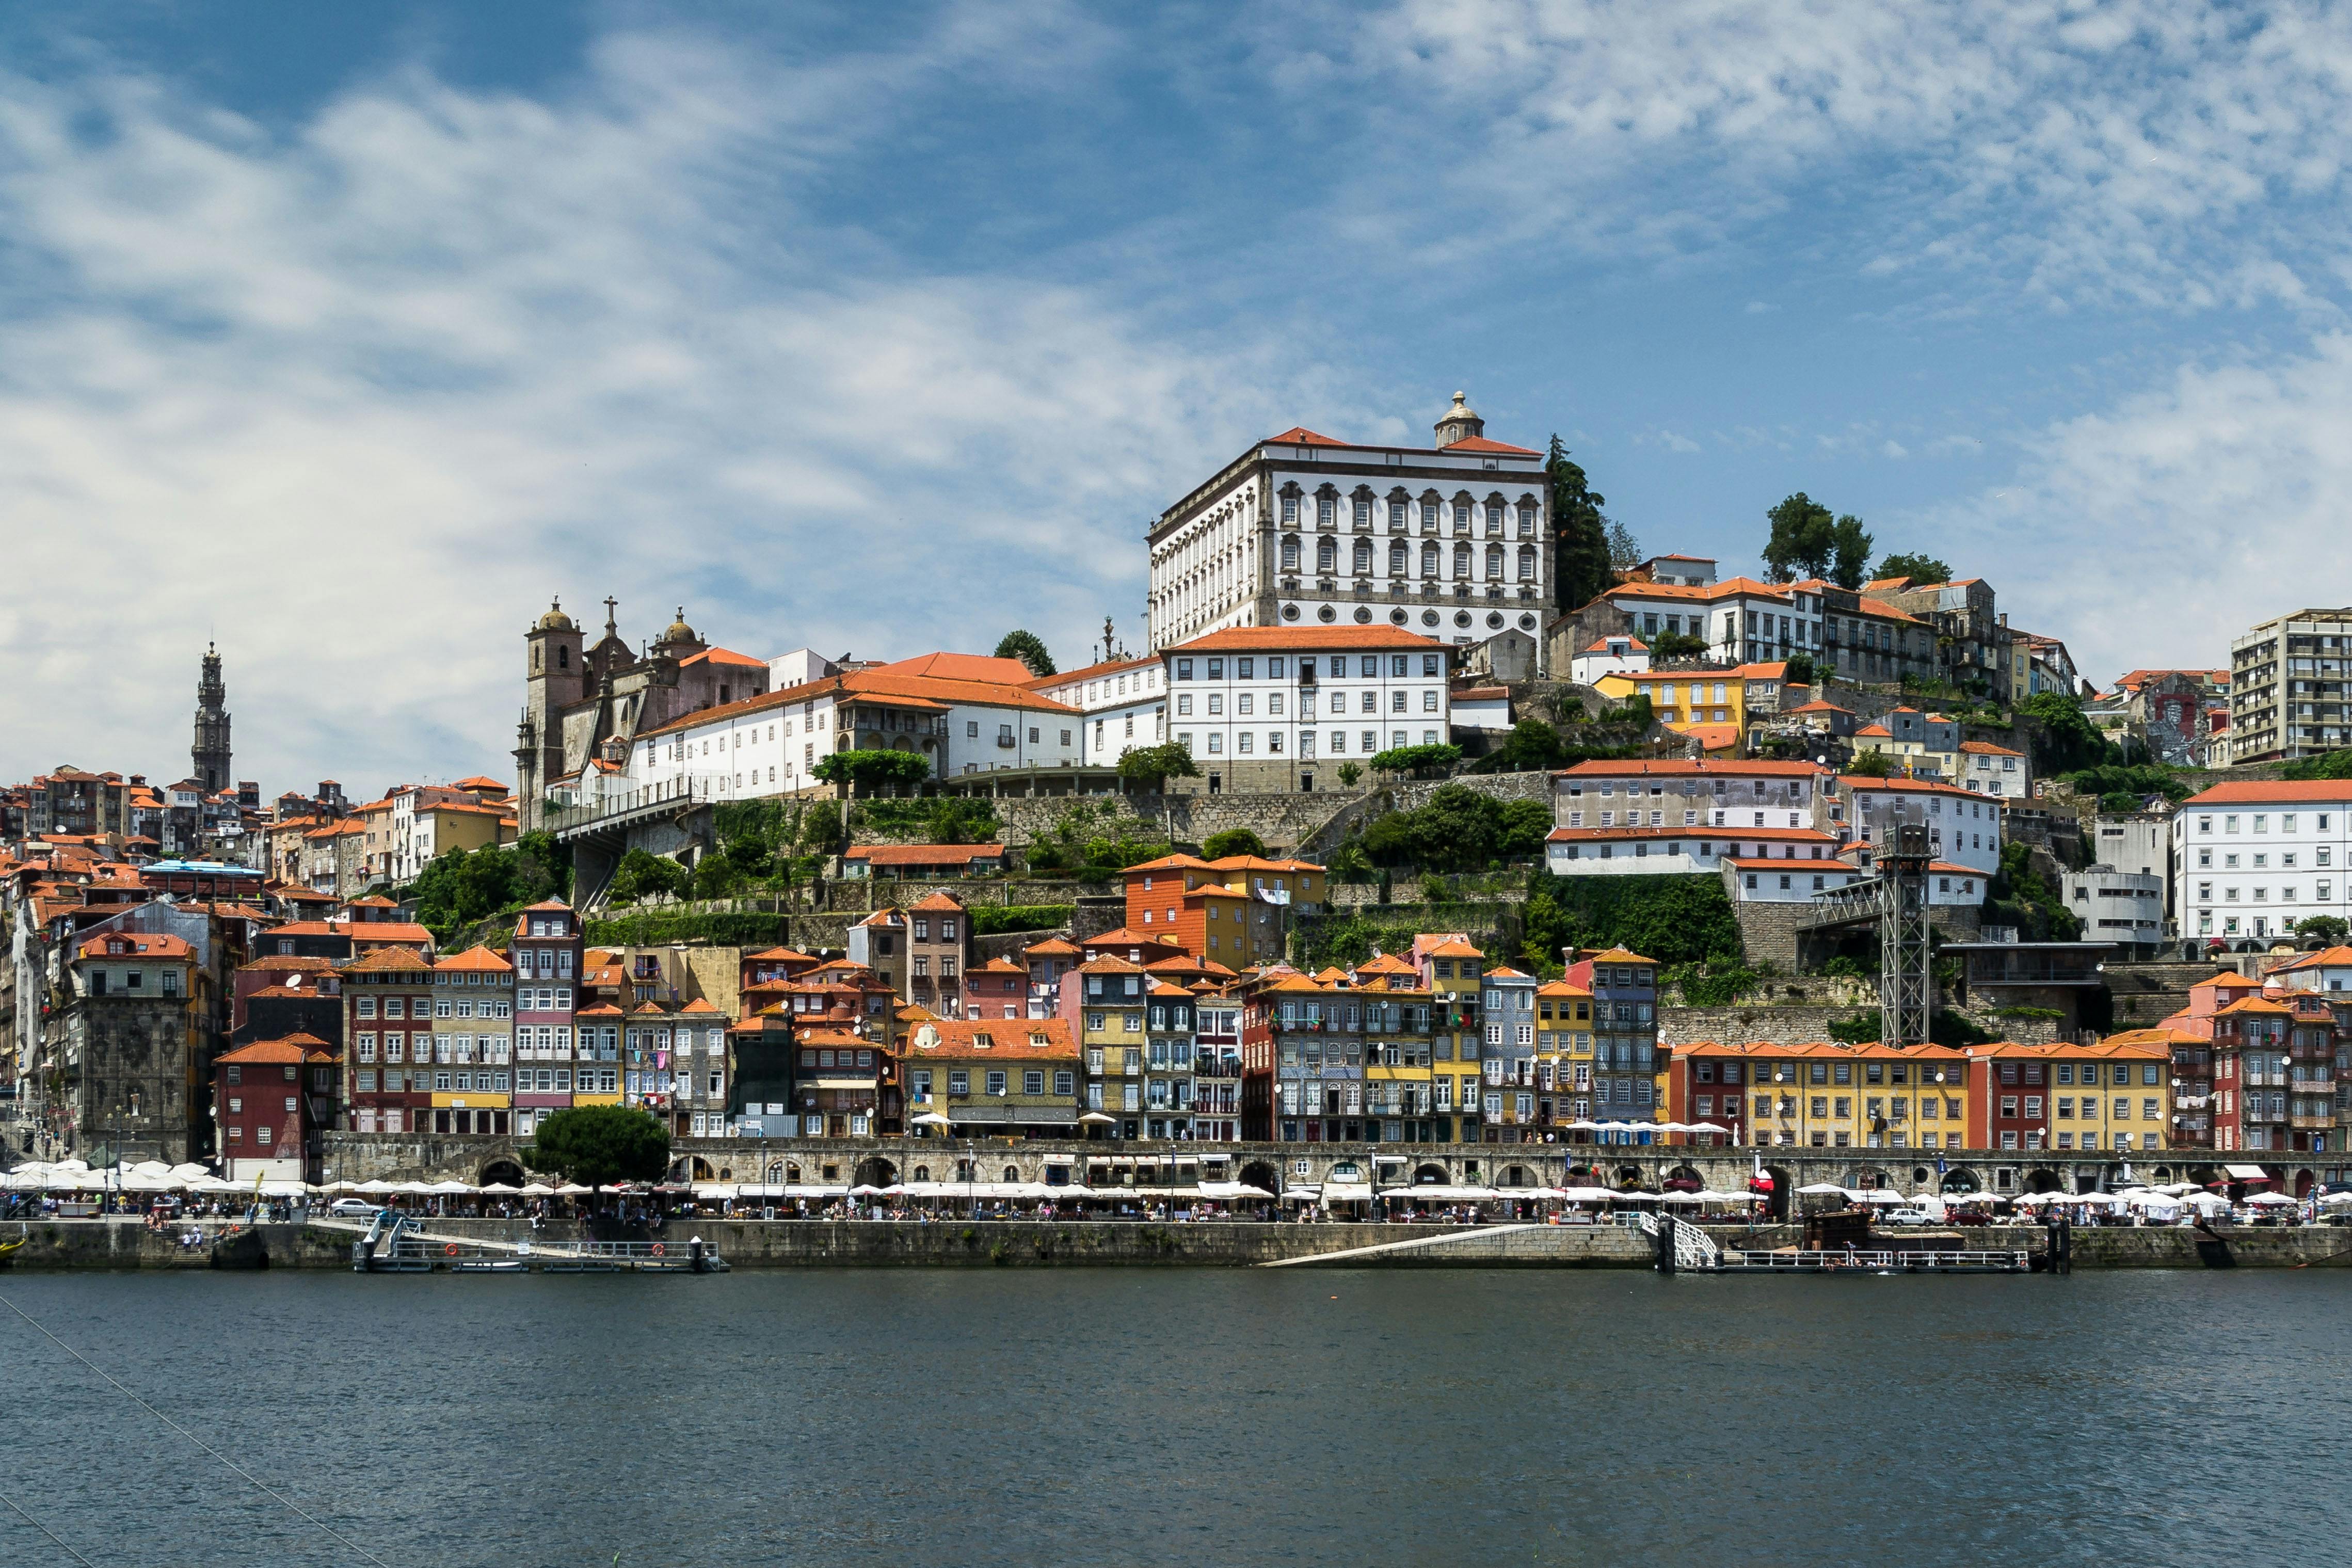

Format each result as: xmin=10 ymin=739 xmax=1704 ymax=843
xmin=4 ymin=1 xmax=2349 ymax=794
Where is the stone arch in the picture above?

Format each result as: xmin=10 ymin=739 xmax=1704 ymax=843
xmin=1763 ymin=1164 xmax=1796 ymax=1221
xmin=2024 ymin=1167 xmax=2064 ymax=1194
xmin=1001 ymin=1163 xmax=1020 ymax=1183
xmin=854 ymin=1156 xmax=898 ymax=1189
xmin=1614 ymin=1164 xmax=1645 ymax=1188
xmin=911 ymin=1163 xmax=932 ymax=1182
xmin=1850 ymin=1167 xmax=1892 ymax=1190
xmin=1238 ymin=1159 xmax=1279 ymax=1193
xmin=2295 ymin=1169 xmax=2317 ymax=1198
xmin=477 ymin=1157 xmax=527 ymax=1188
xmin=1665 ymin=1163 xmax=1703 ymax=1189
xmin=1499 ymin=1163 xmax=1533 ymax=1189
xmin=1937 ymin=1167 xmax=1982 ymax=1196
xmin=1413 ymin=1162 xmax=1450 ymax=1185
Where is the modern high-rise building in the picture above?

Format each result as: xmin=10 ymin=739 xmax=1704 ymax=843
xmin=2227 ymin=606 xmax=2352 ymax=765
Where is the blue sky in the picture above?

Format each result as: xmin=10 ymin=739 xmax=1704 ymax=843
xmin=5 ymin=1 xmax=2351 ymax=792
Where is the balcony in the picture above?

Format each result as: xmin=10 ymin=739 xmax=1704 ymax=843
xmin=2292 ymin=1113 xmax=2336 ymax=1130
xmin=2243 ymin=1071 xmax=2287 ymax=1088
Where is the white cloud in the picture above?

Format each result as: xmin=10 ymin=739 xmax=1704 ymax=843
xmin=1928 ymin=333 xmax=2352 ymax=677
xmin=1307 ymin=0 xmax=2352 ymax=309
xmin=0 ymin=25 xmax=1359 ymax=792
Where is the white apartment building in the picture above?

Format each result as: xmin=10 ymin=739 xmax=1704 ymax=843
xmin=2227 ymin=607 xmax=2352 ymax=764
xmin=1547 ymin=759 xmax=1833 ymax=875
xmin=2172 ymin=781 xmax=2352 ymax=945
xmin=1162 ymin=626 xmax=1450 ymax=791
xmin=1146 ymin=392 xmax=1552 ymax=664
xmin=1029 ymin=655 xmax=1167 ymax=765
xmin=576 ymin=652 xmax=1082 ymax=807
xmin=1829 ymin=777 xmax=2003 ymax=879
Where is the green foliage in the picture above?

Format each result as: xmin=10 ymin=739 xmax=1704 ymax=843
xmin=813 ymin=749 xmax=933 ymax=796
xmin=1845 ymin=748 xmax=1893 ymax=778
xmin=1987 ymin=841 xmax=2082 ymax=941
xmin=855 ymin=796 xmax=1001 ymax=844
xmin=1355 ymin=785 xmax=1552 ymax=873
xmin=798 ymin=801 xmax=843 ymax=853
xmin=607 ymin=847 xmax=689 ymax=906
xmin=993 ymin=630 xmax=1055 ymax=678
xmin=690 ymin=855 xmax=742 ymax=900
xmin=406 ymin=833 xmax=570 ymax=941
xmin=2062 ymin=763 xmax=2190 ymax=804
xmin=1605 ymin=518 xmax=1642 ymax=569
xmin=2019 ymin=692 xmax=2111 ymax=775
xmin=972 ymin=904 xmax=1075 ymax=936
xmin=1202 ymin=827 xmax=1267 ymax=860
xmin=1818 ymin=954 xmax=1873 ymax=981
xmin=1994 ymin=1005 xmax=2065 ymax=1020
xmin=2099 ymin=791 xmax=2143 ymax=815
xmin=1521 ymin=870 xmax=1742 ymax=969
xmin=1329 ymin=840 xmax=1373 ymax=884
xmin=1874 ymin=552 xmax=1951 ymax=586
xmin=1021 ymin=801 xmax=1169 ymax=876
xmin=2294 ymin=915 xmax=2351 ymax=946
xmin=2282 ymin=749 xmax=2352 ymax=781
xmin=1469 ymin=719 xmax=1567 ymax=774
xmin=1593 ymin=693 xmax=1653 ymax=728
xmin=1650 ymin=632 xmax=1709 ymax=663
xmin=1368 ymin=743 xmax=1462 ymax=778
xmin=583 ymin=909 xmax=787 ymax=947
xmin=520 ymin=1105 xmax=671 ymax=1188
xmin=1548 ymin=436 xmax=1613 ymax=611
xmin=1117 ymin=743 xmax=1200 ymax=793
xmin=1827 ymin=514 xmax=1874 ymax=590
xmin=1762 ymin=492 xmax=1834 ymax=583
xmin=1783 ymin=653 xmax=1815 ymax=686
xmin=1662 ymin=961 xmax=1768 ymax=1006
xmin=712 ymin=798 xmax=788 ymax=846
xmin=1827 ymin=1010 xmax=1993 ymax=1047
xmin=1298 ymin=913 xmax=1426 ymax=973
xmin=1336 ymin=762 xmax=1363 ymax=788
xmin=1826 ymin=1013 xmax=1878 ymax=1044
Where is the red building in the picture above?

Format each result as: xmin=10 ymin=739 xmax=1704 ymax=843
xmin=510 ymin=899 xmax=585 ymax=1132
xmin=215 ymin=1035 xmax=339 ymax=1182
xmin=342 ymin=947 xmax=437 ymax=1133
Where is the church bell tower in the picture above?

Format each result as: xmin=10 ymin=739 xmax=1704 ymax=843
xmin=191 ymin=643 xmax=232 ymax=792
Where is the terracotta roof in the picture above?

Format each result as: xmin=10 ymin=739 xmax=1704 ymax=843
xmin=341 ymin=946 xmax=435 ymax=974
xmin=451 ymin=776 xmax=509 ymax=791
xmin=1165 ymin=626 xmax=1444 ymax=654
xmin=1958 ymin=741 xmax=2022 ymax=756
xmin=1560 ymin=758 xmax=1820 ymax=778
xmin=1029 ymin=654 xmax=1158 ymax=690
xmin=1582 ymin=636 xmax=1647 ymax=653
xmin=1022 ymin=937 xmax=1081 ymax=957
xmin=844 ymin=843 xmax=1006 ymax=865
xmin=907 ymin=891 xmax=969 ymax=913
xmin=1839 ymin=776 xmax=1995 ymax=801
xmin=1262 ymin=426 xmax=1348 ymax=446
xmin=217 ymin=1035 xmax=338 ymax=1065
xmin=1424 ymin=937 xmax=1484 ymax=959
xmin=435 ymin=946 xmax=513 ymax=973
xmin=1583 ymin=947 xmax=1655 ymax=965
xmin=1441 ymin=434 xmax=1541 ymax=455
xmin=905 ymin=1016 xmax=1078 ymax=1061
xmin=2184 ymin=780 xmax=2352 ymax=805
xmin=679 ymin=646 xmax=768 ymax=669
xmin=1076 ymin=955 xmax=1146 ymax=974
xmin=74 ymin=931 xmax=193 ymax=961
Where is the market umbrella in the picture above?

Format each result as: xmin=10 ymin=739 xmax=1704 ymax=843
xmin=478 ymin=1182 xmax=522 ymax=1195
xmin=554 ymin=1183 xmax=594 ymax=1195
xmin=425 ymin=1180 xmax=474 ymax=1195
xmin=1077 ymin=1112 xmax=1116 ymax=1126
xmin=911 ymin=1112 xmax=955 ymax=1129
xmin=518 ymin=1182 xmax=556 ymax=1196
xmin=1796 ymin=1182 xmax=1850 ymax=1196
xmin=1659 ymin=1191 xmax=1703 ymax=1204
xmin=1858 ymin=1190 xmax=1906 ymax=1205
xmin=2245 ymin=1192 xmax=2297 ymax=1208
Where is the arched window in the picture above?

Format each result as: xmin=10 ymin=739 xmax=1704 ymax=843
xmin=1486 ymin=501 xmax=1504 ymax=535
xmin=1420 ymin=497 xmax=1441 ymax=532
xmin=1486 ymin=545 xmax=1505 ymax=579
xmin=1518 ymin=502 xmax=1539 ymax=537
xmin=1317 ymin=493 xmax=1336 ymax=528
xmin=1452 ymin=542 xmax=1471 ymax=577
xmin=1280 ymin=489 xmax=1299 ymax=524
xmin=1353 ymin=539 xmax=1373 ymax=575
xmin=1281 ymin=536 xmax=1300 ymax=572
xmin=1517 ymin=545 xmax=1538 ymax=581
xmin=1387 ymin=497 xmax=1407 ymax=530
xmin=1317 ymin=537 xmax=1337 ymax=574
xmin=1353 ymin=496 xmax=1372 ymax=529
xmin=1421 ymin=542 xmax=1439 ymax=577
xmin=1454 ymin=499 xmax=1474 ymax=532
xmin=1389 ymin=541 xmax=1408 ymax=575
xmin=557 ymin=645 xmax=570 ymax=668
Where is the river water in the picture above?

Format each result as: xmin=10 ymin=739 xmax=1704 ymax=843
xmin=1 ymin=1267 xmax=2344 ymax=1566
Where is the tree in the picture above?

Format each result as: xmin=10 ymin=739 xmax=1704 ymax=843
xmin=2020 ymin=692 xmax=2109 ymax=774
xmin=2283 ymin=748 xmax=2352 ymax=781
xmin=1604 ymin=518 xmax=1642 ymax=570
xmin=1828 ymin=514 xmax=1874 ymax=590
xmin=1468 ymin=719 xmax=1566 ymax=774
xmin=1336 ymin=761 xmax=1363 ymax=787
xmin=1368 ymin=743 xmax=1462 ymax=778
xmin=1762 ymin=493 xmax=1835 ymax=582
xmin=521 ymin=1105 xmax=671 ymax=1189
xmin=608 ymin=847 xmax=689 ymax=905
xmin=813 ymin=749 xmax=933 ymax=798
xmin=1874 ymin=551 xmax=1951 ymax=587
xmin=2295 ymin=915 xmax=2351 ymax=947
xmin=1846 ymin=748 xmax=1893 ymax=778
xmin=1116 ymin=743 xmax=1198 ymax=794
xmin=1202 ymin=827 xmax=1267 ymax=860
xmin=1783 ymin=653 xmax=1815 ymax=686
xmin=1650 ymin=632 xmax=1709 ymax=663
xmin=1547 ymin=436 xmax=1613 ymax=611
xmin=993 ymin=630 xmax=1055 ymax=678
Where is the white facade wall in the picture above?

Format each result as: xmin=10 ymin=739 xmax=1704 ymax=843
xmin=1835 ymin=785 xmax=2003 ymax=877
xmin=1147 ymin=443 xmax=1553 ymax=662
xmin=1031 ymin=661 xmax=1169 ymax=765
xmin=938 ymin=697 xmax=1083 ymax=776
xmin=2173 ymin=794 xmax=2352 ymax=943
xmin=1558 ymin=768 xmax=1820 ymax=832
xmin=1723 ymin=861 xmax=1869 ymax=901
xmin=1164 ymin=643 xmax=1450 ymax=764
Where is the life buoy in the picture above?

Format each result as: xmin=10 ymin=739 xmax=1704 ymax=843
xmin=650 ymin=1242 xmax=665 ymax=1257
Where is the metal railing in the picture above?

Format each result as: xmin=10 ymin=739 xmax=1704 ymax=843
xmin=543 ymin=776 xmax=716 ymax=836
xmin=1716 ymin=1247 xmax=2030 ymax=1271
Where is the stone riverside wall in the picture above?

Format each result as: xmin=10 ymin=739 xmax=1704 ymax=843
xmin=1657 ymin=998 xmax=2062 ymax=1047
xmin=9 ymin=1218 xmax=2351 ymax=1270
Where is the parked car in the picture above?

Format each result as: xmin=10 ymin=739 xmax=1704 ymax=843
xmin=327 ymin=1198 xmax=382 ymax=1220
xmin=1880 ymin=1208 xmax=1935 ymax=1226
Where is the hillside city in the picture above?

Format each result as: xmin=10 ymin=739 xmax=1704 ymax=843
xmin=6 ymin=393 xmax=2351 ymax=1202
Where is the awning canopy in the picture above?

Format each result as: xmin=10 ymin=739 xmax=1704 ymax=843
xmin=2224 ymin=1163 xmax=2271 ymax=1180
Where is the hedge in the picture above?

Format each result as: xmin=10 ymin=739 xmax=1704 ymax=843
xmin=972 ymin=904 xmax=1075 ymax=936
xmin=583 ymin=910 xmax=788 ymax=948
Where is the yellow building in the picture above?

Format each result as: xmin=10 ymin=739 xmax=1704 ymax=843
xmin=1075 ymin=954 xmax=1150 ymax=1134
xmin=1533 ymin=979 xmax=1595 ymax=1127
xmin=1357 ymin=972 xmax=1441 ymax=1142
xmin=1411 ymin=935 xmax=1485 ymax=1142
xmin=1668 ymin=1041 xmax=1973 ymax=1150
xmin=1587 ymin=662 xmax=1787 ymax=756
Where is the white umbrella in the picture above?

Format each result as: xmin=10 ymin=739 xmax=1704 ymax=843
xmin=2318 ymin=1191 xmax=2352 ymax=1207
xmin=519 ymin=1182 xmax=556 ymax=1196
xmin=1796 ymin=1182 xmax=1850 ymax=1196
xmin=1076 ymin=1112 xmax=1116 ymax=1126
xmin=911 ymin=1112 xmax=955 ymax=1129
xmin=1613 ymin=1190 xmax=1662 ymax=1203
xmin=478 ymin=1182 xmax=522 ymax=1195
xmin=425 ymin=1180 xmax=474 ymax=1195
xmin=2178 ymin=1191 xmax=2231 ymax=1212
xmin=256 ymin=1180 xmax=309 ymax=1198
xmin=1198 ymin=1181 xmax=1272 ymax=1200
xmin=555 ymin=1182 xmax=594 ymax=1195
xmin=1659 ymin=1191 xmax=1704 ymax=1204
xmin=2245 ymin=1192 xmax=2297 ymax=1208
xmin=1564 ymin=1119 xmax=1602 ymax=1130
xmin=2069 ymin=1192 xmax=2123 ymax=1207
xmin=1554 ymin=1186 xmax=1618 ymax=1202
xmin=1686 ymin=1122 xmax=1729 ymax=1134
xmin=1858 ymin=1189 xmax=1906 ymax=1205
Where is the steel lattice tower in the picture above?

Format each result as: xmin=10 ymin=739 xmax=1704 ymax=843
xmin=1878 ymin=820 xmax=1934 ymax=1046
